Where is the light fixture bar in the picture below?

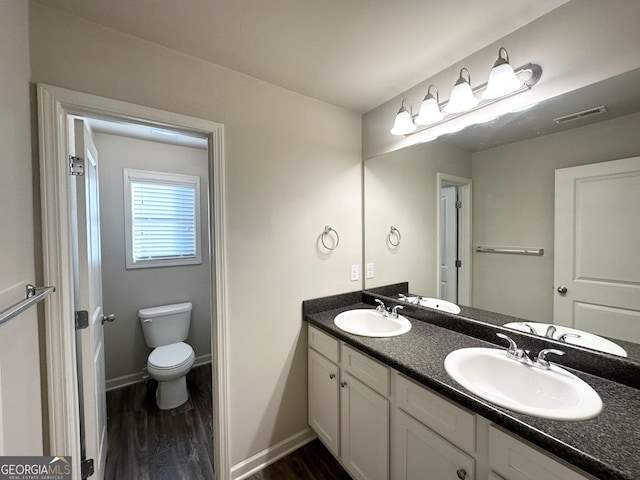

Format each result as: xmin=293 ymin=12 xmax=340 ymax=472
xmin=393 ymin=62 xmax=542 ymax=137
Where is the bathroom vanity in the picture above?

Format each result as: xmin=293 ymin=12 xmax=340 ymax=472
xmin=303 ymin=292 xmax=640 ymax=480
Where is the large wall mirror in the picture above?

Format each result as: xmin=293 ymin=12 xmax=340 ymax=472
xmin=364 ymin=68 xmax=640 ymax=363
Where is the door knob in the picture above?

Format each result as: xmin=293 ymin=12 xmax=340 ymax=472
xmin=557 ymin=286 xmax=568 ymax=295
xmin=101 ymin=313 xmax=116 ymax=324
xmin=456 ymin=468 xmax=467 ymax=479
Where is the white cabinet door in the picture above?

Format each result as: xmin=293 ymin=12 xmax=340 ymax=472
xmin=393 ymin=409 xmax=475 ymax=480
xmin=341 ymin=371 xmax=389 ymax=480
xmin=308 ymin=348 xmax=340 ymax=456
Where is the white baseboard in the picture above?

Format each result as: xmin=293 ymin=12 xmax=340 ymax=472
xmin=231 ymin=428 xmax=317 ymax=480
xmin=105 ymin=353 xmax=212 ymax=391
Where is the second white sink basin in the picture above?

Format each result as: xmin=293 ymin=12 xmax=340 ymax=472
xmin=400 ymin=295 xmax=461 ymax=314
xmin=334 ymin=309 xmax=411 ymax=337
xmin=504 ymin=322 xmax=627 ymax=357
xmin=444 ymin=347 xmax=603 ymax=420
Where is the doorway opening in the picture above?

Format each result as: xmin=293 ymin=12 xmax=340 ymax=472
xmin=38 ymin=84 xmax=229 ymax=480
xmin=436 ymin=173 xmax=472 ymax=306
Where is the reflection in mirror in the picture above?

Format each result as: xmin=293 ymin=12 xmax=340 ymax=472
xmin=364 ymin=68 xmax=640 ymax=360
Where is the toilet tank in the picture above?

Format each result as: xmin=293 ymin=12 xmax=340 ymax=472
xmin=139 ymin=302 xmax=192 ymax=348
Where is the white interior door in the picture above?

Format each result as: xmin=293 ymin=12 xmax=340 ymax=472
xmin=440 ymin=186 xmax=458 ymax=303
xmin=70 ymin=118 xmax=107 ymax=479
xmin=554 ymin=156 xmax=640 ymax=343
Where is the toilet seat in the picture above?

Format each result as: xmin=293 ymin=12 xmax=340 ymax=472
xmin=148 ymin=342 xmax=194 ymax=370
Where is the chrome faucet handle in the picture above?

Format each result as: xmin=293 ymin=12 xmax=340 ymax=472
xmin=544 ymin=325 xmax=557 ymax=338
xmin=534 ymin=348 xmax=565 ymax=369
xmin=558 ymin=333 xmax=581 ymax=342
xmin=496 ymin=333 xmax=520 ymax=356
xmin=374 ymin=299 xmax=388 ymax=316
xmin=391 ymin=305 xmax=404 ymax=318
xmin=515 ymin=322 xmax=536 ymax=334
xmin=497 ymin=333 xmax=533 ymax=364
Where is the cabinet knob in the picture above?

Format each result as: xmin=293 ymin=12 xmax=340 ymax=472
xmin=456 ymin=468 xmax=467 ymax=479
xmin=340 ymin=381 xmax=347 ymax=388
xmin=329 ymin=373 xmax=336 ymax=379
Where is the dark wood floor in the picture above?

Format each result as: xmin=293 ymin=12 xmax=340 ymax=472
xmin=245 ymin=440 xmax=351 ymax=480
xmin=105 ymin=363 xmax=214 ymax=480
xmin=105 ymin=363 xmax=350 ymax=479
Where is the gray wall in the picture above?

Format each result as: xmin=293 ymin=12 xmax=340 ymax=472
xmin=472 ymin=111 xmax=640 ymax=322
xmin=29 ymin=2 xmax=362 ymax=466
xmin=365 ymin=142 xmax=471 ymax=295
xmin=94 ymin=133 xmax=211 ymax=387
xmin=0 ymin=0 xmax=43 ymax=454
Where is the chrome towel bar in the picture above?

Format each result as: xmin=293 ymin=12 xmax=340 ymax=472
xmin=476 ymin=245 xmax=544 ymax=256
xmin=0 ymin=284 xmax=56 ymax=327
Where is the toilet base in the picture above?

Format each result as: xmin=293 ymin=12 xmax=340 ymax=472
xmin=155 ymin=375 xmax=189 ymax=410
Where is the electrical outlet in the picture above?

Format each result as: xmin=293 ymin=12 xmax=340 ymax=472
xmin=366 ymin=263 xmax=374 ymax=279
xmin=350 ymin=264 xmax=359 ymax=281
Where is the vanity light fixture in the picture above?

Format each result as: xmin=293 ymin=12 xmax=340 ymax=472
xmin=482 ymin=47 xmax=524 ymax=99
xmin=444 ymin=68 xmax=478 ymax=113
xmin=390 ymin=99 xmax=416 ymax=135
xmin=415 ymin=85 xmax=444 ymax=125
xmin=389 ymin=47 xmax=542 ymax=137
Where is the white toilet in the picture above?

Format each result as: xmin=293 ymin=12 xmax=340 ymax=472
xmin=139 ymin=302 xmax=195 ymax=410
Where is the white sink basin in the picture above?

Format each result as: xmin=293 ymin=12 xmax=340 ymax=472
xmin=400 ymin=295 xmax=461 ymax=314
xmin=334 ymin=309 xmax=412 ymax=337
xmin=504 ymin=322 xmax=627 ymax=357
xmin=444 ymin=347 xmax=603 ymax=420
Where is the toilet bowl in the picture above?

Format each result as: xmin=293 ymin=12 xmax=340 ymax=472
xmin=139 ymin=302 xmax=195 ymax=410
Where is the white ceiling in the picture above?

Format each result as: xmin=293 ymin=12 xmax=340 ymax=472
xmin=33 ymin=0 xmax=568 ymax=113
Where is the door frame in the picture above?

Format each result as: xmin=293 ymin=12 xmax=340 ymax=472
xmin=436 ymin=173 xmax=472 ymax=305
xmin=37 ymin=83 xmax=230 ymax=480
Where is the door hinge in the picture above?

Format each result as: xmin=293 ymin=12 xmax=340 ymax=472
xmin=69 ymin=155 xmax=85 ymax=176
xmin=75 ymin=310 xmax=89 ymax=330
xmin=81 ymin=458 xmax=94 ymax=479
xmin=455 ymin=259 xmax=462 ymax=268
xmin=455 ymin=200 xmax=462 ymax=209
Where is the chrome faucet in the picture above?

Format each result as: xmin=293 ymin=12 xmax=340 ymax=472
xmin=496 ymin=333 xmax=565 ymax=370
xmin=374 ymin=299 xmax=388 ymax=316
xmin=375 ymin=299 xmax=404 ymax=319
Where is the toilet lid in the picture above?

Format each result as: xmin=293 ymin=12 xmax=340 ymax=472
xmin=148 ymin=342 xmax=193 ymax=369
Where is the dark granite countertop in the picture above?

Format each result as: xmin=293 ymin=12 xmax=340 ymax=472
xmin=304 ymin=301 xmax=640 ymax=480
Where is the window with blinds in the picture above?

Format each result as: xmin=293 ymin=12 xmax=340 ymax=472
xmin=124 ymin=169 xmax=201 ymax=268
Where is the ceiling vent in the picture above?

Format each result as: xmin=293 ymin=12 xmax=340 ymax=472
xmin=553 ymin=105 xmax=608 ymax=124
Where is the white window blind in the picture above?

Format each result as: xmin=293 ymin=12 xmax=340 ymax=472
xmin=124 ymin=169 xmax=201 ymax=268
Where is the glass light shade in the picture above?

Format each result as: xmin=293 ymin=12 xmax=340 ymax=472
xmin=415 ymin=96 xmax=444 ymax=125
xmin=390 ymin=106 xmax=416 ymax=135
xmin=482 ymin=62 xmax=523 ymax=99
xmin=445 ymin=81 xmax=478 ymax=113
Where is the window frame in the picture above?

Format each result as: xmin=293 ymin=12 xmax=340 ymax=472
xmin=123 ymin=168 xmax=202 ymax=269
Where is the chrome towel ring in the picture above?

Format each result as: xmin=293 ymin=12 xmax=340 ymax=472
xmin=321 ymin=225 xmax=340 ymax=251
xmin=388 ymin=226 xmax=401 ymax=246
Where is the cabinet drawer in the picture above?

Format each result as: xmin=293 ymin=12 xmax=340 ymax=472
xmin=396 ymin=374 xmax=476 ymax=454
xmin=489 ymin=426 xmax=595 ymax=480
xmin=342 ymin=344 xmax=390 ymax=396
xmin=308 ymin=325 xmax=339 ymax=363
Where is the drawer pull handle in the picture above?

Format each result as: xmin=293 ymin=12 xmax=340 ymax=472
xmin=456 ymin=468 xmax=467 ymax=479
xmin=329 ymin=373 xmax=336 ymax=379
xmin=340 ymin=381 xmax=347 ymax=388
